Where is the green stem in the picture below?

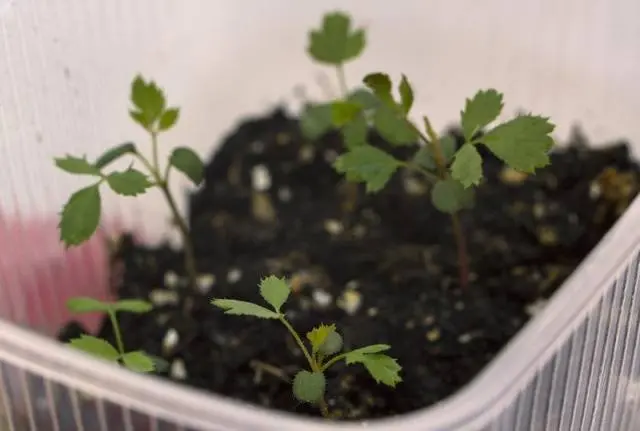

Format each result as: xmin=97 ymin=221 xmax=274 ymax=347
xmin=336 ymin=64 xmax=348 ymax=98
xmin=108 ymin=310 xmax=126 ymax=357
xmin=320 ymin=353 xmax=347 ymax=372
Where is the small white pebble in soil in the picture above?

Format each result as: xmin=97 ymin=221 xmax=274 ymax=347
xmin=458 ymin=332 xmax=474 ymax=344
xmin=533 ymin=203 xmax=546 ymax=219
xmin=404 ymin=176 xmax=427 ymax=195
xmin=405 ymin=320 xmax=416 ymax=329
xmin=525 ymin=298 xmax=548 ymax=316
xmin=589 ymin=181 xmax=602 ymax=199
xmin=170 ymin=359 xmax=187 ymax=380
xmin=500 ymin=167 xmax=528 ymax=185
xmin=426 ymin=328 xmax=441 ymax=342
xmin=149 ymin=289 xmax=179 ymax=306
xmin=324 ymin=149 xmax=339 ymax=163
xmin=367 ymin=307 xmax=379 ymax=317
xmin=337 ymin=289 xmax=362 ymax=315
xmin=162 ymin=328 xmax=179 ymax=353
xmin=423 ymin=315 xmax=436 ymax=326
xmin=352 ymin=224 xmax=367 ymax=238
xmin=277 ymin=186 xmax=292 ymax=202
xmin=251 ymin=165 xmax=272 ymax=191
xmin=164 ymin=271 xmax=180 ymax=289
xmin=299 ymin=145 xmax=315 ymax=162
xmin=226 ymin=268 xmax=242 ymax=284
xmin=324 ymin=219 xmax=344 ymax=236
xmin=454 ymin=301 xmax=465 ymax=311
xmin=250 ymin=140 xmax=265 ymax=153
xmin=196 ymin=274 xmax=216 ymax=294
xmin=312 ymin=289 xmax=332 ymax=308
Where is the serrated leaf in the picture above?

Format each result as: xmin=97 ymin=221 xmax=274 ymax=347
xmin=341 ymin=114 xmax=368 ymax=149
xmin=69 ymin=335 xmax=120 ymax=362
xmin=170 ymin=147 xmax=204 ymax=186
xmin=107 ymin=169 xmax=153 ymax=196
xmin=412 ymin=137 xmax=458 ymax=172
xmin=211 ymin=299 xmax=280 ymax=319
xmin=347 ymin=353 xmax=402 ymax=387
xmin=259 ymin=275 xmax=290 ymax=312
xmin=131 ymin=76 xmax=165 ymax=127
xmin=307 ymin=12 xmax=365 ymax=65
xmin=306 ymin=324 xmax=336 ymax=355
xmin=450 ymin=144 xmax=483 ymax=188
xmin=348 ymin=89 xmax=380 ymax=111
xmin=344 ymin=344 xmax=391 ymax=357
xmin=59 ymin=184 xmax=101 ymax=247
xmin=331 ymin=101 xmax=362 ymax=127
xmin=363 ymin=73 xmax=393 ymax=106
xmin=373 ymin=104 xmax=417 ymax=146
xmin=461 ymin=89 xmax=504 ymax=141
xmin=113 ymin=299 xmax=153 ymax=314
xmin=158 ymin=108 xmax=180 ymax=131
xmin=482 ymin=115 xmax=555 ymax=173
xmin=67 ymin=297 xmax=112 ymax=314
xmin=121 ymin=351 xmax=156 ymax=373
xmin=129 ymin=110 xmax=150 ymax=130
xmin=292 ymin=371 xmax=326 ymax=404
xmin=333 ymin=146 xmax=401 ymax=193
xmin=94 ymin=143 xmax=137 ymax=169
xmin=318 ymin=331 xmax=343 ymax=356
xmin=398 ymin=75 xmax=414 ymax=115
xmin=55 ymin=155 xmax=101 ymax=176
xmin=300 ymin=103 xmax=333 ymax=140
xmin=431 ymin=179 xmax=475 ymax=213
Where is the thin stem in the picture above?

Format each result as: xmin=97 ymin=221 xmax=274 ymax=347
xmin=278 ymin=316 xmax=330 ymax=418
xmin=320 ymin=352 xmax=347 ymax=372
xmin=108 ymin=310 xmax=126 ymax=357
xmin=336 ymin=64 xmax=348 ymax=98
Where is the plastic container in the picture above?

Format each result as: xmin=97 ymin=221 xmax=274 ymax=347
xmin=2 ymin=0 xmax=640 ymax=430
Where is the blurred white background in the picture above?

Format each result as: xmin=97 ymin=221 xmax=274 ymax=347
xmin=1 ymin=0 xmax=639 ymax=242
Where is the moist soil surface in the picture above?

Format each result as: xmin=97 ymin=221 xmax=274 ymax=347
xmin=59 ymin=108 xmax=640 ymax=420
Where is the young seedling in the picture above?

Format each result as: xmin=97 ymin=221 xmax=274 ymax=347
xmin=212 ymin=275 xmax=402 ymax=418
xmin=66 ymin=297 xmax=165 ymax=373
xmin=302 ymin=11 xmax=555 ymax=289
xmin=54 ymin=76 xmax=205 ymax=290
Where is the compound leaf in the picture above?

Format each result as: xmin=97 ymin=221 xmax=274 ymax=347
xmin=300 ymin=103 xmax=333 ymax=140
xmin=259 ymin=275 xmax=290 ymax=312
xmin=211 ymin=299 xmax=280 ymax=319
xmin=450 ymin=144 xmax=483 ymax=188
xmin=59 ymin=184 xmax=101 ymax=247
xmin=344 ymin=345 xmax=401 ymax=387
xmin=130 ymin=76 xmax=165 ymax=128
xmin=483 ymin=115 xmax=554 ymax=173
xmin=158 ymin=108 xmax=180 ymax=131
xmin=307 ymin=12 xmax=365 ymax=65
xmin=398 ymin=74 xmax=414 ymax=115
xmin=461 ymin=89 xmax=504 ymax=141
xmin=373 ymin=104 xmax=417 ymax=146
xmin=55 ymin=155 xmax=101 ymax=176
xmin=333 ymin=145 xmax=401 ymax=193
xmin=107 ymin=169 xmax=153 ymax=196
xmin=363 ymin=73 xmax=394 ymax=106
xmin=306 ymin=324 xmax=336 ymax=355
xmin=94 ymin=143 xmax=137 ymax=169
xmin=341 ymin=114 xmax=369 ymax=149
xmin=170 ymin=147 xmax=204 ymax=186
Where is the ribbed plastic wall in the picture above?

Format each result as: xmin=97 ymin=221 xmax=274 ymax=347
xmin=2 ymin=1 xmax=640 ymax=430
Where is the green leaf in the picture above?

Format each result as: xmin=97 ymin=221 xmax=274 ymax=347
xmin=129 ymin=110 xmax=150 ymax=130
xmin=318 ymin=331 xmax=343 ymax=356
xmin=345 ymin=353 xmax=402 ymax=387
xmin=482 ymin=115 xmax=555 ymax=173
xmin=344 ymin=344 xmax=391 ymax=357
xmin=431 ymin=179 xmax=475 ymax=213
xmin=158 ymin=108 xmax=180 ymax=131
xmin=147 ymin=354 xmax=170 ymax=373
xmin=94 ymin=143 xmax=137 ymax=169
xmin=347 ymin=89 xmax=380 ymax=111
xmin=412 ymin=137 xmax=458 ymax=172
xmin=307 ymin=12 xmax=365 ymax=65
xmin=121 ymin=351 xmax=156 ymax=373
xmin=440 ymin=135 xmax=458 ymax=164
xmin=67 ymin=297 xmax=112 ymax=314
xmin=170 ymin=147 xmax=204 ymax=186
xmin=306 ymin=324 xmax=336 ymax=355
xmin=59 ymin=184 xmax=101 ymax=247
xmin=107 ymin=169 xmax=153 ymax=196
xmin=331 ymin=101 xmax=362 ymax=127
xmin=450 ymin=144 xmax=483 ymax=188
xmin=211 ymin=299 xmax=280 ymax=319
xmin=341 ymin=114 xmax=368 ymax=149
xmin=69 ymin=335 xmax=120 ymax=362
xmin=363 ymin=73 xmax=394 ymax=106
xmin=55 ymin=155 xmax=101 ymax=176
xmin=292 ymin=371 xmax=326 ymax=404
xmin=300 ymin=103 xmax=333 ymax=140
xmin=130 ymin=76 xmax=166 ymax=128
xmin=258 ymin=275 xmax=290 ymax=312
xmin=398 ymin=75 xmax=414 ymax=115
xmin=333 ymin=146 xmax=401 ymax=193
xmin=373 ymin=104 xmax=417 ymax=146
xmin=113 ymin=299 xmax=153 ymax=314
xmin=461 ymin=89 xmax=504 ymax=141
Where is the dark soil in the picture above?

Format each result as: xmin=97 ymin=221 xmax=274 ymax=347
xmin=59 ymin=108 xmax=640 ymax=420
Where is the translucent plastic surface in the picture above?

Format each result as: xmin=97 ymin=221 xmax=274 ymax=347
xmin=2 ymin=0 xmax=640 ymax=430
